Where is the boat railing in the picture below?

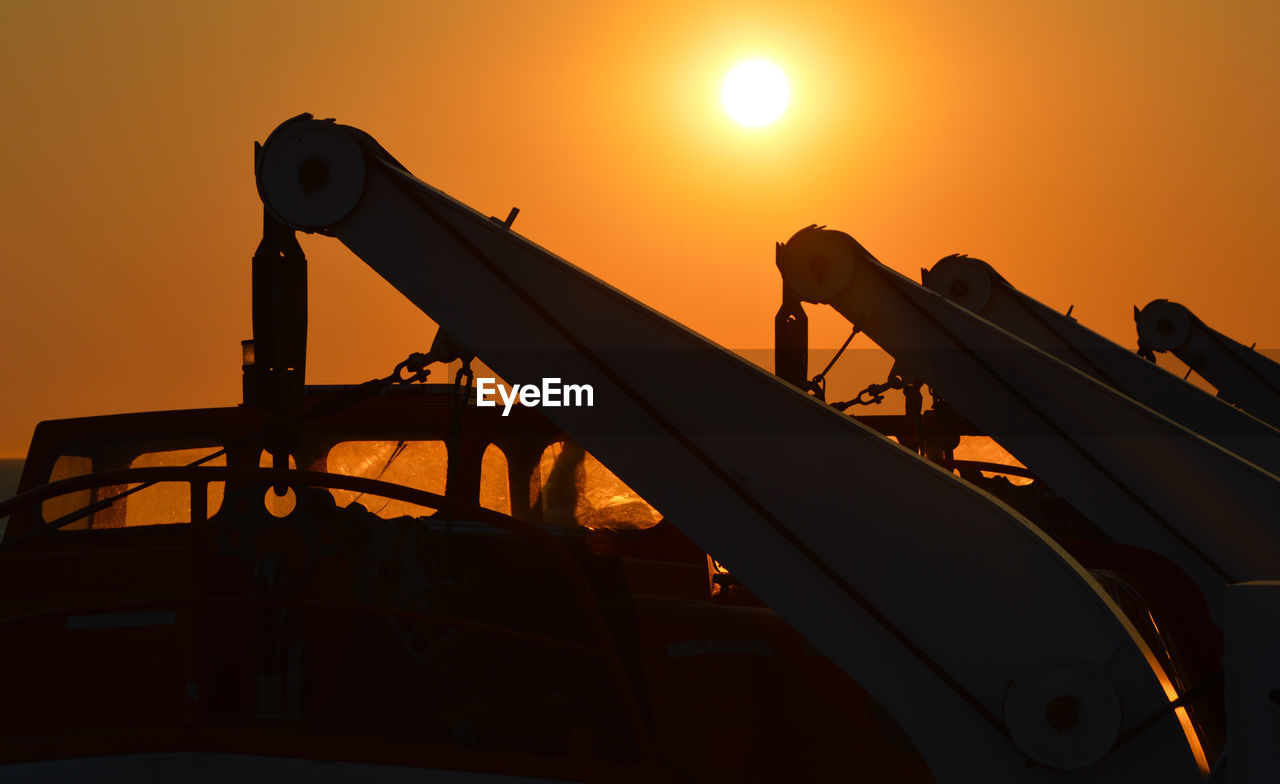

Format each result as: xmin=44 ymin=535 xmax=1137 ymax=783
xmin=0 ymin=465 xmax=657 ymax=763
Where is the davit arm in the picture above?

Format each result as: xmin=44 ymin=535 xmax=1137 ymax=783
xmin=924 ymin=255 xmax=1280 ymax=477
xmin=1137 ymin=299 xmax=1280 ymax=431
xmin=778 ymin=226 xmax=1280 ymax=629
xmin=254 ymin=115 xmax=1207 ymax=782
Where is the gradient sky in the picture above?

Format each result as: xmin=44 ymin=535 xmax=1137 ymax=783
xmin=1 ymin=0 xmax=1277 ymax=456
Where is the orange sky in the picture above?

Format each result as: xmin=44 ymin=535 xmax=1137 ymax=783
xmin=1 ymin=0 xmax=1277 ymax=456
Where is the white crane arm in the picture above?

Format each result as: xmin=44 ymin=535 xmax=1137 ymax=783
xmin=924 ymin=256 xmax=1280 ymax=477
xmin=254 ymin=116 xmax=1206 ymax=781
xmin=1137 ymin=299 xmax=1280 ymax=430
xmin=778 ymin=227 xmax=1280 ymax=626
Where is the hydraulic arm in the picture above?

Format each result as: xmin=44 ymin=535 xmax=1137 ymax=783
xmin=1137 ymin=299 xmax=1280 ymax=430
xmin=255 ymin=116 xmax=1205 ymax=782
xmin=777 ymin=227 xmax=1280 ymax=627
xmin=923 ymin=255 xmax=1280 ymax=477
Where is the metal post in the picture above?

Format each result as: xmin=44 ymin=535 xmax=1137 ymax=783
xmin=184 ymin=478 xmax=209 ymax=727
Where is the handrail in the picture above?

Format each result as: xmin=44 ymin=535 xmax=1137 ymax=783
xmin=0 ymin=594 xmax=603 ymax=659
xmin=0 ymin=465 xmax=657 ymax=762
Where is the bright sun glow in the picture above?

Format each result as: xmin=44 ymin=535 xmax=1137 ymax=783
xmin=721 ymin=59 xmax=790 ymax=127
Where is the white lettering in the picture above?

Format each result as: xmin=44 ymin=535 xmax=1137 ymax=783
xmin=473 ymin=378 xmax=594 ymax=415
xmin=498 ymin=383 xmax=520 ymax=417
xmin=563 ymin=383 xmax=593 ymax=408
xmin=542 ymin=378 xmax=561 ymax=406
xmin=475 ymin=377 xmax=496 ymax=407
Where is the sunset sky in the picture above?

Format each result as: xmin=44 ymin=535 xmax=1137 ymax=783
xmin=1 ymin=1 xmax=1277 ymax=456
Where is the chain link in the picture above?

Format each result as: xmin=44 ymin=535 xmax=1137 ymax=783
xmin=391 ymin=352 xmax=432 ymax=384
xmin=832 ymin=373 xmax=908 ymax=411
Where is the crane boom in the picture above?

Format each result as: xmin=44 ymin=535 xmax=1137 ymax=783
xmin=923 ymin=255 xmax=1280 ymax=476
xmin=1137 ymin=299 xmax=1280 ymax=430
xmin=777 ymin=227 xmax=1280 ymax=626
xmin=254 ymin=116 xmax=1204 ymax=782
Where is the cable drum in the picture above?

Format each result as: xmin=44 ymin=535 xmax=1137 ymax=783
xmin=926 ymin=256 xmax=994 ymax=313
xmin=778 ymin=226 xmax=858 ymax=303
xmin=1136 ymin=300 xmax=1192 ymax=353
xmin=1002 ymin=655 xmax=1124 ymax=770
xmin=258 ymin=116 xmax=367 ymax=232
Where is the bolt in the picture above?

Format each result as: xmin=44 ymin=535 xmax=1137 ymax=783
xmin=809 ymin=256 xmax=829 ymax=283
xmin=1045 ymin=694 xmax=1080 ymax=732
xmin=298 ymin=157 xmax=329 ymax=193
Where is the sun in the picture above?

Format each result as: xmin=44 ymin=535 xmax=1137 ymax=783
xmin=721 ymin=59 xmax=790 ymax=127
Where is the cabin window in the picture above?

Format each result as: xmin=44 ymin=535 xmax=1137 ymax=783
xmin=42 ymin=455 xmax=94 ymax=530
xmin=530 ymin=441 xmax=661 ymax=530
xmin=122 ymin=447 xmax=226 ymax=526
xmin=480 ymin=443 xmax=511 ymax=516
xmin=324 ymin=440 xmax=447 ymax=518
xmin=42 ymin=446 xmax=226 ymax=529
